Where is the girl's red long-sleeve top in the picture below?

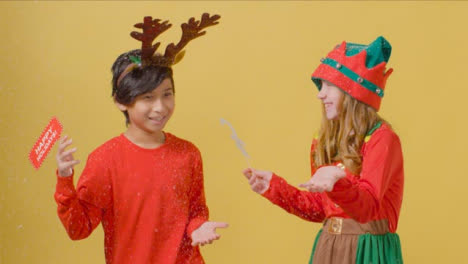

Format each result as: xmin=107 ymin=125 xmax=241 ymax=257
xmin=262 ymin=123 xmax=404 ymax=232
xmin=54 ymin=133 xmax=209 ymax=264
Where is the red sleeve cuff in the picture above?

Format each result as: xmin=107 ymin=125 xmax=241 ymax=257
xmin=187 ymin=217 xmax=207 ymax=236
xmin=56 ymin=169 xmax=76 ymax=196
xmin=261 ymin=173 xmax=281 ymax=200
xmin=327 ymin=175 xmax=354 ymax=201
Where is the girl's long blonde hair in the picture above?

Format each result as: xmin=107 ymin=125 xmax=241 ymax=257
xmin=313 ymin=92 xmax=387 ymax=175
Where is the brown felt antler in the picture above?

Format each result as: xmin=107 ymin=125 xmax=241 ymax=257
xmin=124 ymin=13 xmax=220 ymax=71
xmin=164 ymin=13 xmax=221 ymax=64
xmin=130 ymin=17 xmax=172 ymax=65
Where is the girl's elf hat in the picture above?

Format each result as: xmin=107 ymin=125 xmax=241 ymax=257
xmin=311 ymin=36 xmax=393 ymax=111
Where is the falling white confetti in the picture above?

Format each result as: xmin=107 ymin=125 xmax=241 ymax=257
xmin=220 ymin=118 xmax=252 ymax=168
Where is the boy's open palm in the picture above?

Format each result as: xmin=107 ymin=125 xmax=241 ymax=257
xmin=191 ymin=221 xmax=229 ymax=247
xmin=56 ymin=135 xmax=80 ymax=177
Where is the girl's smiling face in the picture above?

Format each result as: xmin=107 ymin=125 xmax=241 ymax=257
xmin=317 ymin=80 xmax=344 ymax=120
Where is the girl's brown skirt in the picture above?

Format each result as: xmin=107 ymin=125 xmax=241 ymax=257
xmin=309 ymin=218 xmax=403 ymax=264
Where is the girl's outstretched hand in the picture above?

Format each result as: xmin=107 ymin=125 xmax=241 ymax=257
xmin=242 ymin=168 xmax=273 ymax=194
xmin=299 ymin=166 xmax=346 ymax=193
xmin=56 ymin=135 xmax=80 ymax=177
xmin=191 ymin=221 xmax=229 ymax=247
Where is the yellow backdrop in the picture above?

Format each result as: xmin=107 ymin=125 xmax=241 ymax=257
xmin=1 ymin=1 xmax=467 ymax=263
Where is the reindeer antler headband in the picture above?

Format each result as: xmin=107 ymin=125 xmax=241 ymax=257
xmin=117 ymin=13 xmax=221 ymax=86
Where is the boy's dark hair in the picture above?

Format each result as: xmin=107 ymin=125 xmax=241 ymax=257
xmin=111 ymin=49 xmax=174 ymax=125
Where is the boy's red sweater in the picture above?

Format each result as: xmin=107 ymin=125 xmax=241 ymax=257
xmin=55 ymin=133 xmax=208 ymax=264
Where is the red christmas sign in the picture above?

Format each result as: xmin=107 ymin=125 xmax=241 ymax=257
xmin=29 ymin=117 xmax=63 ymax=170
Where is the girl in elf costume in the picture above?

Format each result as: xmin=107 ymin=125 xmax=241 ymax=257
xmin=243 ymin=36 xmax=404 ymax=264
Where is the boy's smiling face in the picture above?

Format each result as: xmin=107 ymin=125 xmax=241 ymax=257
xmin=116 ymin=78 xmax=175 ymax=136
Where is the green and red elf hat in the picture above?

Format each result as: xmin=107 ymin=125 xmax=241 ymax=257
xmin=311 ymin=36 xmax=393 ymax=111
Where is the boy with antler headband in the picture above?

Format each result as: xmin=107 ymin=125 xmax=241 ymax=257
xmin=54 ymin=13 xmax=227 ymax=264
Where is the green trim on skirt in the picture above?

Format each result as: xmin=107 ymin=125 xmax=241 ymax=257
xmin=308 ymin=229 xmax=323 ymax=264
xmin=356 ymin=233 xmax=403 ymax=264
xmin=309 ymin=229 xmax=403 ymax=264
